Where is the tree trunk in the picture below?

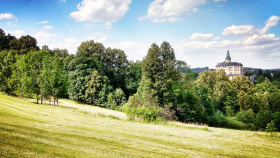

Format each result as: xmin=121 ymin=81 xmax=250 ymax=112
xmin=57 ymin=98 xmax=58 ymax=106
xmin=54 ymin=97 xmax=55 ymax=106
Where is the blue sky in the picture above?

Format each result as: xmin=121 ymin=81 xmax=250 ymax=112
xmin=0 ymin=0 xmax=280 ymax=69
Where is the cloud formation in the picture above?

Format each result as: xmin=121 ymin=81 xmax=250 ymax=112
xmin=0 ymin=13 xmax=16 ymax=20
xmin=43 ymin=25 xmax=54 ymax=30
xmin=139 ymin=0 xmax=207 ymax=22
xmin=175 ymin=15 xmax=280 ymax=68
xmin=189 ymin=33 xmax=220 ymax=41
xmin=222 ymin=25 xmax=257 ymax=36
xmin=70 ymin=0 xmax=131 ymax=22
xmin=4 ymin=30 xmax=25 ymax=38
xmin=223 ymin=15 xmax=280 ymax=36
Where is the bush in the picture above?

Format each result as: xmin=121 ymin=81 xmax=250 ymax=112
xmin=226 ymin=117 xmax=247 ymax=130
xmin=266 ymin=121 xmax=278 ymax=132
xmin=114 ymin=88 xmax=126 ymax=106
xmin=121 ymin=95 xmax=164 ymax=122
xmin=255 ymin=110 xmax=271 ymax=130
xmin=271 ymin=112 xmax=280 ymax=131
xmin=236 ymin=109 xmax=255 ymax=124
xmin=208 ymin=110 xmax=228 ymax=127
xmin=105 ymin=92 xmax=117 ymax=109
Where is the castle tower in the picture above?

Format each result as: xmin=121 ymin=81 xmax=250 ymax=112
xmin=225 ymin=50 xmax=231 ymax=63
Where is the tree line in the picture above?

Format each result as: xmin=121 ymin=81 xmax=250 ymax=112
xmin=0 ymin=28 xmax=280 ymax=131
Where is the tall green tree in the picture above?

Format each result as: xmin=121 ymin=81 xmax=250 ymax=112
xmin=15 ymin=50 xmax=50 ymax=103
xmin=0 ymin=28 xmax=15 ymax=51
xmin=0 ymin=50 xmax=17 ymax=93
xmin=140 ymin=42 xmax=179 ymax=105
xmin=68 ymin=54 xmax=102 ymax=102
xmin=104 ymin=48 xmax=128 ymax=90
xmin=125 ymin=61 xmax=142 ymax=96
xmin=10 ymin=35 xmax=39 ymax=54
xmin=40 ymin=55 xmax=68 ymax=105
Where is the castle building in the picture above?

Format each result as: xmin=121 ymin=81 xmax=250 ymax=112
xmin=216 ymin=50 xmax=243 ymax=80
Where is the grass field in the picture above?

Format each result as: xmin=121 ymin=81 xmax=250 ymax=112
xmin=0 ymin=92 xmax=280 ymax=158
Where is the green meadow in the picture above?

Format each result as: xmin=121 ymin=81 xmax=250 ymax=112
xmin=0 ymin=92 xmax=279 ymax=158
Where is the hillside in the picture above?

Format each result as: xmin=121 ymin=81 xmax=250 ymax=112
xmin=0 ymin=93 xmax=280 ymax=158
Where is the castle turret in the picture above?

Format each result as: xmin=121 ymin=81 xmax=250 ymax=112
xmin=225 ymin=50 xmax=231 ymax=63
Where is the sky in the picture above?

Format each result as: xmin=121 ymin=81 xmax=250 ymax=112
xmin=0 ymin=0 xmax=280 ymax=69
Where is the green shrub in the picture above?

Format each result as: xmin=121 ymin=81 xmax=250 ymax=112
xmin=255 ymin=110 xmax=271 ymax=130
xmin=266 ymin=121 xmax=278 ymax=132
xmin=106 ymin=92 xmax=117 ymax=109
xmin=121 ymin=95 xmax=164 ymax=122
xmin=236 ymin=109 xmax=255 ymax=124
xmin=226 ymin=117 xmax=247 ymax=130
xmin=209 ymin=110 xmax=228 ymax=127
xmin=114 ymin=88 xmax=126 ymax=106
xmin=271 ymin=112 xmax=280 ymax=131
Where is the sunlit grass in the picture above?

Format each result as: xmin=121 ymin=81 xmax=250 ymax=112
xmin=0 ymin=92 xmax=279 ymax=157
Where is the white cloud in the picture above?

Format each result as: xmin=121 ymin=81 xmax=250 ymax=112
xmin=97 ymin=36 xmax=108 ymax=43
xmin=243 ymin=34 xmax=279 ymax=45
xmin=139 ymin=0 xmax=207 ymax=22
xmin=260 ymin=15 xmax=280 ymax=34
xmin=223 ymin=15 xmax=280 ymax=36
xmin=37 ymin=21 xmax=49 ymax=24
xmin=70 ymin=0 xmax=131 ymax=22
xmin=5 ymin=30 xmax=26 ymax=38
xmin=43 ymin=25 xmax=54 ymax=30
xmin=59 ymin=0 xmax=66 ymax=3
xmin=222 ymin=25 xmax=257 ymax=36
xmin=175 ymin=31 xmax=280 ymax=69
xmin=0 ymin=13 xmax=16 ymax=20
xmin=50 ymin=37 xmax=81 ymax=54
xmin=34 ymin=31 xmax=58 ymax=46
xmin=189 ymin=33 xmax=220 ymax=41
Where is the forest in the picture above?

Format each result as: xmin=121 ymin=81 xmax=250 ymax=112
xmin=1 ymin=28 xmax=280 ymax=132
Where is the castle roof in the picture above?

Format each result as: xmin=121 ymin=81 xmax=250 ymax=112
xmin=216 ymin=61 xmax=243 ymax=67
xmin=225 ymin=50 xmax=231 ymax=60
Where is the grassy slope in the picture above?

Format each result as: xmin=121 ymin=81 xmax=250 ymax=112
xmin=0 ymin=93 xmax=280 ymax=158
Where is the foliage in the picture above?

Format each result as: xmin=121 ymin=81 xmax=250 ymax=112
xmin=236 ymin=109 xmax=255 ymax=124
xmin=256 ymin=78 xmax=278 ymax=94
xmin=122 ymin=94 xmax=164 ymax=122
xmin=1 ymin=30 xmax=280 ymax=131
xmin=85 ymin=70 xmax=113 ymax=106
xmin=255 ymin=110 xmax=271 ymax=130
xmin=40 ymin=55 xmax=68 ymax=103
xmin=265 ymin=121 xmax=277 ymax=132
xmin=15 ymin=50 xmax=50 ymax=103
xmin=256 ymin=75 xmax=265 ymax=84
xmin=106 ymin=92 xmax=117 ymax=109
xmin=140 ymin=42 xmax=179 ymax=105
xmin=114 ymin=88 xmax=126 ymax=107
xmin=271 ymin=112 xmax=280 ymax=130
xmin=9 ymin=35 xmax=39 ymax=54
xmin=68 ymin=53 xmax=103 ymax=102
xmin=0 ymin=28 xmax=15 ymax=51
xmin=125 ymin=61 xmax=142 ymax=96
xmin=196 ymin=70 xmax=229 ymax=96
xmin=0 ymin=50 xmax=17 ymax=93
xmin=245 ymin=71 xmax=253 ymax=76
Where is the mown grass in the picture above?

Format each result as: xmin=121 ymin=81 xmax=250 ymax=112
xmin=0 ymin=92 xmax=280 ymax=158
